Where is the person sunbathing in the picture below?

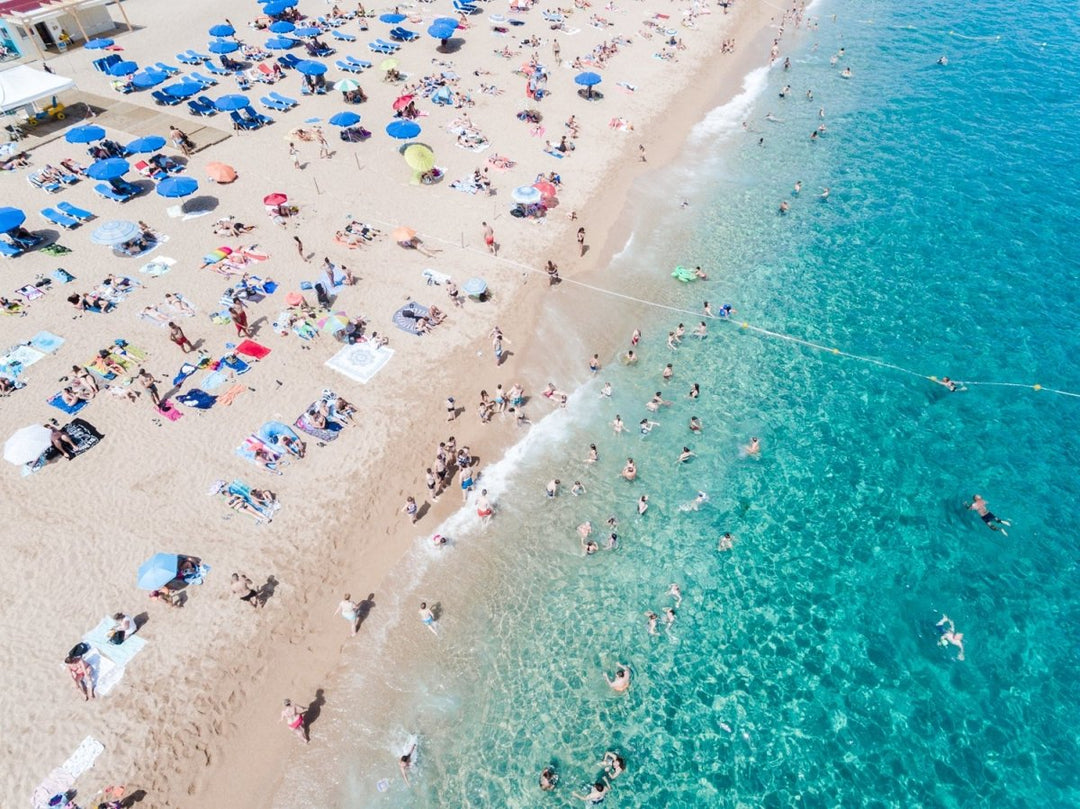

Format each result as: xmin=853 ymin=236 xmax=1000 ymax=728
xmin=60 ymin=158 xmax=87 ymax=175
xmin=0 ymin=296 xmax=24 ymax=315
xmin=164 ymin=293 xmax=195 ymax=315
xmin=224 ymin=490 xmax=273 ymax=523
xmin=149 ymin=587 xmax=182 ymax=607
xmin=91 ymin=349 xmax=126 ymax=377
xmin=252 ymin=445 xmax=281 ymax=473
xmin=68 ymin=292 xmax=113 ymax=313
xmin=415 ymin=316 xmax=433 ymax=334
xmin=328 ymin=396 xmax=356 ymax=424
xmin=71 ymin=365 xmax=99 ymax=396
xmin=428 ymin=305 xmax=446 ymax=324
xmin=271 ymin=432 xmax=306 ymax=458
xmin=370 ymin=331 xmax=389 ymax=348
xmin=335 ymin=230 xmax=364 ymax=247
xmin=60 ymin=386 xmax=89 ymax=407
xmin=141 ymin=305 xmax=170 ymax=324
xmin=305 ymin=405 xmax=327 ymax=430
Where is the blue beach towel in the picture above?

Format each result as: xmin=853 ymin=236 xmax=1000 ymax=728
xmin=83 ymin=616 xmax=148 ymax=668
xmin=48 ymin=393 xmax=88 ymax=414
xmin=30 ymin=331 xmax=65 ymax=353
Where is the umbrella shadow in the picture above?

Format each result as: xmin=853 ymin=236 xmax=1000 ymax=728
xmin=437 ymin=37 xmax=465 ymax=54
xmin=182 ymin=195 xmax=219 ymax=215
xmin=577 ymin=88 xmax=604 ymax=101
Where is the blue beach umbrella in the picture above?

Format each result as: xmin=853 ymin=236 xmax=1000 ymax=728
xmin=379 ymin=12 xmax=406 ymax=23
xmin=260 ymin=0 xmax=298 ymax=6
xmin=208 ymin=39 xmax=240 ymax=54
xmin=65 ymin=124 xmax=105 ymax=144
xmin=269 ymin=20 xmax=295 ymax=33
xmin=462 ymin=277 xmax=487 ymax=297
xmin=105 ymin=60 xmax=139 ymax=76
xmin=295 ymin=59 xmax=327 ymax=75
xmin=428 ymin=22 xmax=456 ymax=40
xmin=136 ymin=552 xmax=181 ymax=590
xmin=265 ymin=37 xmax=296 ymax=49
xmin=329 ymin=111 xmax=361 ymax=126
xmin=214 ymin=94 xmax=250 ymax=111
xmin=163 ymin=81 xmax=202 ymax=98
xmin=292 ymin=26 xmax=321 ymax=37
xmin=433 ymin=17 xmax=458 ymax=27
xmin=0 ymin=207 xmax=26 ymax=232
xmin=511 ymin=185 xmax=542 ymax=205
xmin=90 ymin=219 xmax=139 ymax=246
xmin=156 ymin=176 xmax=199 ymax=198
xmin=574 ymin=71 xmax=602 ymax=87
xmin=125 ymin=135 xmax=167 ymax=154
xmin=84 ymin=38 xmax=113 ymax=50
xmin=130 ymin=69 xmax=167 ymax=89
xmin=87 ymin=158 xmax=131 ymax=180
xmin=385 ymin=119 xmax=420 ymax=139
xmin=209 ymin=23 xmax=235 ymax=37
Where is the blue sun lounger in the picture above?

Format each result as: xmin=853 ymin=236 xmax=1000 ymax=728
xmin=57 ymin=201 xmax=94 ymax=221
xmin=261 ymin=96 xmax=290 ymax=111
xmin=336 ymin=59 xmax=365 ymax=73
xmin=94 ymin=182 xmax=135 ymax=203
xmin=389 ymin=27 xmax=418 ymax=42
xmin=345 ymin=55 xmax=372 ymax=69
xmin=368 ymin=41 xmax=396 ymax=54
xmin=152 ymin=90 xmax=182 ymax=105
xmin=0 ymin=240 xmax=22 ymax=257
xmin=269 ymin=91 xmax=298 ymax=107
xmin=374 ymin=38 xmax=400 ymax=51
xmin=229 ymin=110 xmax=260 ymax=130
xmin=41 ymin=207 xmax=81 ymax=229
xmin=155 ymin=61 xmax=180 ymax=75
xmin=205 ymin=62 xmax=231 ymax=76
xmin=189 ymin=71 xmax=218 ymax=86
xmin=188 ymin=98 xmax=216 ymax=116
xmin=332 ymin=30 xmax=356 ymax=41
xmin=177 ymin=51 xmax=204 ymax=64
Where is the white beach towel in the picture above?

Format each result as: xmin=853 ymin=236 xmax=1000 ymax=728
xmin=140 ymin=256 xmax=176 ymax=276
xmin=325 ymin=343 xmax=394 ymax=383
xmin=31 ymin=736 xmax=105 ymax=808
xmin=83 ymin=647 xmax=125 ymax=695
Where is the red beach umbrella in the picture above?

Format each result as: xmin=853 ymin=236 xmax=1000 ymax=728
xmin=263 ymin=192 xmax=288 ymax=206
xmin=392 ymin=94 xmax=414 ymax=111
xmin=533 ymin=180 xmax=557 ymax=198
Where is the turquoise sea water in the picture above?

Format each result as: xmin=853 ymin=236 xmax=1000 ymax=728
xmin=274 ymin=0 xmax=1080 ymax=805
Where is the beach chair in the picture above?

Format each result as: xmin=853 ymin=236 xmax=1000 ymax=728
xmin=261 ymin=96 xmax=290 ymax=111
xmin=346 ymin=55 xmax=373 ymax=68
xmin=229 ymin=110 xmax=260 ymax=131
xmin=151 ymin=90 xmax=182 ymax=106
xmin=368 ymin=41 xmax=396 ymax=54
xmin=28 ymin=173 xmax=61 ymax=193
xmin=277 ymin=53 xmax=301 ymax=69
xmin=93 ymin=54 xmax=121 ymax=72
xmin=205 ymin=62 xmax=231 ymax=76
xmin=190 ymin=50 xmax=212 ymax=61
xmin=454 ymin=0 xmax=480 ymax=12
xmin=155 ymin=61 xmax=180 ymax=75
xmin=134 ymin=159 xmax=167 ymax=180
xmin=269 ymin=91 xmax=298 ymax=107
xmin=177 ymin=50 xmax=204 ymax=64
xmin=189 ymin=71 xmax=218 ymax=86
xmin=57 ymin=201 xmax=94 ymax=221
xmin=187 ymin=98 xmax=216 ymax=116
xmin=41 ymin=207 xmax=81 ymax=229
xmin=389 ymin=27 xmax=418 ymax=42
xmin=375 ymin=38 xmax=400 ymax=51
xmin=0 ymin=240 xmax=21 ymax=257
xmin=255 ymin=63 xmax=277 ymax=82
xmin=242 ymin=105 xmax=273 ymax=126
xmin=335 ymin=59 xmax=363 ymax=74
xmin=318 ymin=15 xmax=345 ymax=27
xmin=332 ymin=30 xmax=357 ymax=42
xmin=95 ymin=182 xmax=133 ymax=203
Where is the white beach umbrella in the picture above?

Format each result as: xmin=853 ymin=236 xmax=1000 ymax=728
xmin=4 ymin=424 xmax=52 ymax=465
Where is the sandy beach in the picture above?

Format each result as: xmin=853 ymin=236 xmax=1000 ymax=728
xmin=0 ymin=0 xmax=794 ymax=804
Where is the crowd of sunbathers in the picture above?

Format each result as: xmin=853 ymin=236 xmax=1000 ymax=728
xmin=66 ymin=275 xmax=140 ymax=314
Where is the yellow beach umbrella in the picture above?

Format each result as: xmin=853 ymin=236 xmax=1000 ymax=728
xmin=379 ymin=57 xmax=398 ymax=72
xmin=403 ymin=144 xmax=435 ymax=173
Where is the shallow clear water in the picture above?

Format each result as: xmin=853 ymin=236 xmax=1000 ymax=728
xmin=274 ymin=0 xmax=1080 ymax=805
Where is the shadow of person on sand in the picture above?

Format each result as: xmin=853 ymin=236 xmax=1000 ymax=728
xmin=120 ymin=788 xmax=148 ymax=807
xmin=356 ymin=593 xmax=376 ymax=629
xmin=305 ymin=688 xmax=326 ymax=730
xmin=258 ymin=575 xmax=279 ymax=606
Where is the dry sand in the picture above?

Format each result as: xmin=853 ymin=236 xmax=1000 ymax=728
xmin=0 ymin=0 xmax=797 ymax=804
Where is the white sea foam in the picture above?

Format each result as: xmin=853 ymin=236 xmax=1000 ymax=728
xmin=691 ymin=65 xmax=772 ymax=142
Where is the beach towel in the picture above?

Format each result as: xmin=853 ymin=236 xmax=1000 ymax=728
xmin=392 ymin=301 xmax=431 ymax=335
xmin=173 ymin=363 xmax=199 ymax=387
xmin=4 ymin=344 xmax=47 ymax=369
xmin=17 ymin=284 xmax=45 ymax=301
xmin=84 ymin=615 xmax=147 ymax=668
xmin=29 ymin=330 xmax=64 ymax=353
xmin=40 ymin=418 xmax=103 ymax=464
xmin=48 ymin=392 xmax=88 ymax=414
xmin=294 ymin=411 xmax=343 ymax=441
xmin=31 ymin=737 xmax=105 ymax=809
xmin=140 ymin=256 xmax=176 ymax=276
xmin=157 ymin=401 xmax=184 ymax=421
xmin=82 ymin=647 xmax=125 ymax=696
xmin=218 ymin=384 xmax=246 ymax=406
xmin=198 ymin=370 xmax=229 ymax=391
xmin=325 ymin=342 xmax=394 ymax=383
xmin=221 ymin=354 xmax=250 ymax=374
xmin=235 ymin=340 xmax=271 ymax=360
xmin=177 ymin=389 xmax=216 ymax=409
xmin=52 ymin=268 xmax=76 ymax=284
xmin=422 ymin=268 xmax=452 ymax=286
xmin=235 ymin=436 xmax=281 ymax=468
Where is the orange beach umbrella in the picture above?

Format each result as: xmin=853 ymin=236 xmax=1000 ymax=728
xmin=205 ymin=162 xmax=237 ymax=183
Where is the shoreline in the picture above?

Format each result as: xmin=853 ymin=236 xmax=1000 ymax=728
xmin=193 ymin=7 xmax=788 ymax=809
xmin=0 ymin=0 xmax=800 ymax=805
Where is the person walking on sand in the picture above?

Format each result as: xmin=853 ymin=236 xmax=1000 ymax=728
xmin=419 ymin=601 xmax=438 ymax=635
xmin=482 ymin=221 xmax=496 ymax=255
xmin=168 ymin=321 xmax=194 ymax=353
xmin=577 ymin=226 xmax=586 ymax=257
xmin=293 ymin=235 xmax=309 ymax=262
xmin=231 ymin=572 xmax=260 ymax=609
xmin=289 ymin=141 xmax=301 ymax=169
xmin=317 ymin=130 xmax=331 ymax=159
xmin=402 ymin=496 xmax=419 ymax=524
xmin=229 ymin=300 xmax=251 ymax=338
xmin=281 ymin=699 xmax=308 ymax=743
xmin=137 ymin=369 xmax=161 ymax=407
xmin=334 ymin=593 xmax=361 ymax=635
xmin=66 ymin=654 xmax=95 ymax=700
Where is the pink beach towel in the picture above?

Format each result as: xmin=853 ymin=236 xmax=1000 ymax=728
xmin=157 ymin=401 xmax=184 ymax=421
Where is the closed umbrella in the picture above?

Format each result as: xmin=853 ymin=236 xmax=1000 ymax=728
xmin=318 ymin=311 xmax=350 ymax=334
xmin=156 ymin=177 xmax=199 ymax=198
xmin=328 ymin=111 xmax=361 ymax=127
xmin=511 ymin=185 xmax=542 ymax=205
xmin=105 ymin=60 xmax=139 ymax=76
xmin=0 ymin=207 xmax=27 ymax=232
xmin=209 ymin=23 xmax=235 ymax=37
xmin=265 ymin=37 xmax=296 ymax=49
xmin=214 ymin=94 xmax=251 ymax=111
xmin=334 ymin=78 xmax=361 ymax=92
xmin=4 ymin=424 xmax=52 ymax=466
xmin=295 ymin=60 xmax=327 ymax=75
xmin=403 ymin=143 xmax=434 ymax=172
xmin=86 ymin=158 xmax=130 ymax=180
xmin=163 ymin=82 xmax=202 ymax=98
xmin=293 ymin=26 xmax=321 ymax=37
xmin=263 ymin=192 xmax=288 ymax=205
xmin=91 ymin=220 xmax=140 ymax=245
xmin=208 ymin=39 xmax=240 ymax=54
xmin=131 ymin=69 xmax=168 ymax=89
xmin=136 ymin=552 xmax=181 ymax=590
xmin=126 ymin=135 xmax=167 ymax=154
xmin=379 ymin=12 xmax=406 ymax=22
xmin=84 ymin=38 xmax=114 ymax=50
xmin=391 ymin=226 xmax=416 ymax=242
xmin=205 ymin=162 xmax=238 ymax=182
xmin=386 ymin=120 xmax=420 ymax=139
xmin=65 ymin=124 xmax=105 ymax=144
xmin=269 ymin=20 xmax=295 ymax=33
xmin=379 ymin=57 xmax=398 ymax=72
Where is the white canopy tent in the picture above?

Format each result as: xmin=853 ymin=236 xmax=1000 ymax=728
xmin=0 ymin=65 xmax=75 ymax=113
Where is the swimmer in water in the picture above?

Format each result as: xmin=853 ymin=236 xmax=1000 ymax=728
xmin=680 ymin=490 xmax=708 ymax=511
xmin=602 ymin=751 xmax=626 ymax=778
xmin=573 ymin=781 xmax=608 ymax=804
xmin=694 ymin=321 xmax=708 ymax=339
xmin=935 ymin=375 xmax=962 ymax=392
xmin=742 ymin=437 xmax=761 ymax=457
xmin=820 ymin=187 xmax=830 ymax=201
xmin=640 ymin=418 xmax=659 ymax=435
xmin=571 ymin=481 xmax=586 ymax=496
xmin=689 ymin=383 xmax=700 ymax=399
xmin=779 ymin=200 xmax=790 ymax=214
xmin=637 ymin=494 xmax=649 ymax=515
xmin=586 ymin=443 xmax=599 ymax=463
xmin=599 ymin=382 xmax=613 ymax=398
xmin=794 ymin=180 xmax=802 ymax=195
xmin=623 ymin=349 xmax=638 ymax=365
xmin=612 ymin=415 xmax=625 ymax=435
xmin=936 ymin=614 xmax=965 ymax=661
xmin=606 ymin=515 xmax=618 ymax=530
xmin=663 ymin=607 xmax=676 ymax=629
xmin=622 ymin=458 xmax=637 ymax=481
xmin=718 ymin=532 xmax=734 ymax=551
xmin=546 ymin=478 xmax=560 ymax=498
xmin=582 ymin=538 xmax=599 ymax=555
xmin=605 ymin=664 xmax=630 ymax=692
xmin=840 ymin=66 xmax=853 ymax=78
xmin=646 ymin=611 xmax=659 ymax=635
xmin=578 ymin=521 xmax=593 ymax=540
xmin=605 ymin=531 xmax=618 ymax=550
xmin=399 ymin=740 xmax=418 ymax=786
xmin=689 ymin=416 xmax=703 ymax=433
xmin=647 ymin=391 xmax=672 ymax=411
xmin=968 ymin=494 xmax=1010 ymax=535
xmin=668 ymin=583 xmax=682 ymax=606
xmin=540 ymin=766 xmax=558 ymax=791
xmin=676 ymin=446 xmax=696 ymax=464
xmin=937 ymin=55 xmax=948 ymax=65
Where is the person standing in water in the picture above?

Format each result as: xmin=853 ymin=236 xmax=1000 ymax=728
xmin=418 ymin=602 xmax=439 ymax=635
xmin=281 ymin=699 xmax=308 ymax=743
